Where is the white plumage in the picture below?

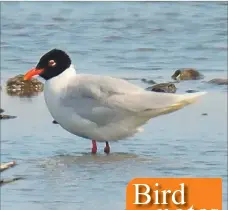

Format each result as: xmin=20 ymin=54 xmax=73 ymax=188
xmin=44 ymin=64 xmax=206 ymax=142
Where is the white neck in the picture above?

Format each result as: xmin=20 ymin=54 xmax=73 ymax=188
xmin=45 ymin=64 xmax=76 ymax=89
xmin=56 ymin=64 xmax=76 ymax=80
xmin=43 ymin=64 xmax=77 ymax=118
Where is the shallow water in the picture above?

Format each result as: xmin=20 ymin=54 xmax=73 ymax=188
xmin=1 ymin=2 xmax=227 ymax=210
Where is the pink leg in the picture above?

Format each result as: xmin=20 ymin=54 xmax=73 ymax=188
xmin=104 ymin=141 xmax=110 ymax=154
xmin=91 ymin=140 xmax=97 ymax=154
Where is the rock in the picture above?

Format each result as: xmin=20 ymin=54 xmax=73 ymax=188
xmin=185 ymin=90 xmax=199 ymax=93
xmin=1 ymin=177 xmax=24 ymax=186
xmin=52 ymin=120 xmax=59 ymax=124
xmin=207 ymin=78 xmax=228 ymax=85
xmin=122 ymin=77 xmax=140 ymax=81
xmin=171 ymin=68 xmax=204 ymax=80
xmin=141 ymin=78 xmax=156 ymax=85
xmin=0 ymin=114 xmax=17 ymax=120
xmin=0 ymin=115 xmax=17 ymax=120
xmin=0 ymin=161 xmax=24 ymax=186
xmin=0 ymin=161 xmax=16 ymax=173
xmin=202 ymin=113 xmax=208 ymax=116
xmin=0 ymin=108 xmax=17 ymax=120
xmin=146 ymin=83 xmax=177 ymax=93
xmin=6 ymin=74 xmax=44 ymax=97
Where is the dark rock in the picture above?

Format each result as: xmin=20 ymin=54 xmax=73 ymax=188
xmin=0 ymin=108 xmax=17 ymax=120
xmin=146 ymin=83 xmax=177 ymax=93
xmin=122 ymin=77 xmax=140 ymax=81
xmin=207 ymin=78 xmax=228 ymax=85
xmin=52 ymin=120 xmax=59 ymax=124
xmin=141 ymin=78 xmax=156 ymax=85
xmin=171 ymin=68 xmax=204 ymax=80
xmin=1 ymin=177 xmax=24 ymax=186
xmin=201 ymin=113 xmax=208 ymax=116
xmin=6 ymin=74 xmax=44 ymax=97
xmin=185 ymin=90 xmax=199 ymax=93
xmin=0 ymin=161 xmax=24 ymax=186
xmin=0 ymin=114 xmax=17 ymax=120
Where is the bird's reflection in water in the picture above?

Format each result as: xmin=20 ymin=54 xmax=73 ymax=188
xmin=39 ymin=152 xmax=156 ymax=169
xmin=34 ymin=152 xmax=158 ymax=188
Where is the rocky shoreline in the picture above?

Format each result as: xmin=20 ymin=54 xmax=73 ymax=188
xmin=0 ymin=161 xmax=23 ymax=186
xmin=5 ymin=74 xmax=44 ymax=97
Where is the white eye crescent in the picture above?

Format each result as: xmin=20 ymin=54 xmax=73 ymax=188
xmin=48 ymin=60 xmax=56 ymax=67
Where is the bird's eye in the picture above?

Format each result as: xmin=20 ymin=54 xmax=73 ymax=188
xmin=48 ymin=60 xmax=56 ymax=67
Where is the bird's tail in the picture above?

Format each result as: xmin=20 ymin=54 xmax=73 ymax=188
xmin=174 ymin=91 xmax=207 ymax=105
xmin=118 ymin=91 xmax=207 ymax=134
xmin=140 ymin=91 xmax=207 ymax=119
xmin=160 ymin=91 xmax=207 ymax=115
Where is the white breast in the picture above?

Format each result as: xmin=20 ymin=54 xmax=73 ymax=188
xmin=43 ymin=65 xmax=141 ymax=141
xmin=44 ymin=65 xmax=77 ymax=126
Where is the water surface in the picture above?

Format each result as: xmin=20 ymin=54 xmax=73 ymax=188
xmin=1 ymin=2 xmax=227 ymax=210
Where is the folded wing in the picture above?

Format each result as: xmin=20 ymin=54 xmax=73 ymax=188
xmin=61 ymin=75 xmax=206 ymax=126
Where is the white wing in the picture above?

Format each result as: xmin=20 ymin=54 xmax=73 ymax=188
xmin=60 ymin=74 xmax=206 ymax=127
xmin=60 ymin=74 xmax=142 ymax=126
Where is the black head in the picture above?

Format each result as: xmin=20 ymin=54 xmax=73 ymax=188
xmin=35 ymin=49 xmax=71 ymax=80
xmin=171 ymin=69 xmax=181 ymax=80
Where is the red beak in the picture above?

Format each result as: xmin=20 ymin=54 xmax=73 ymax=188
xmin=23 ymin=68 xmax=44 ymax=80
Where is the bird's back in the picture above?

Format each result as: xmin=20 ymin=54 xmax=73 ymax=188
xmin=44 ymin=71 xmax=206 ymax=141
